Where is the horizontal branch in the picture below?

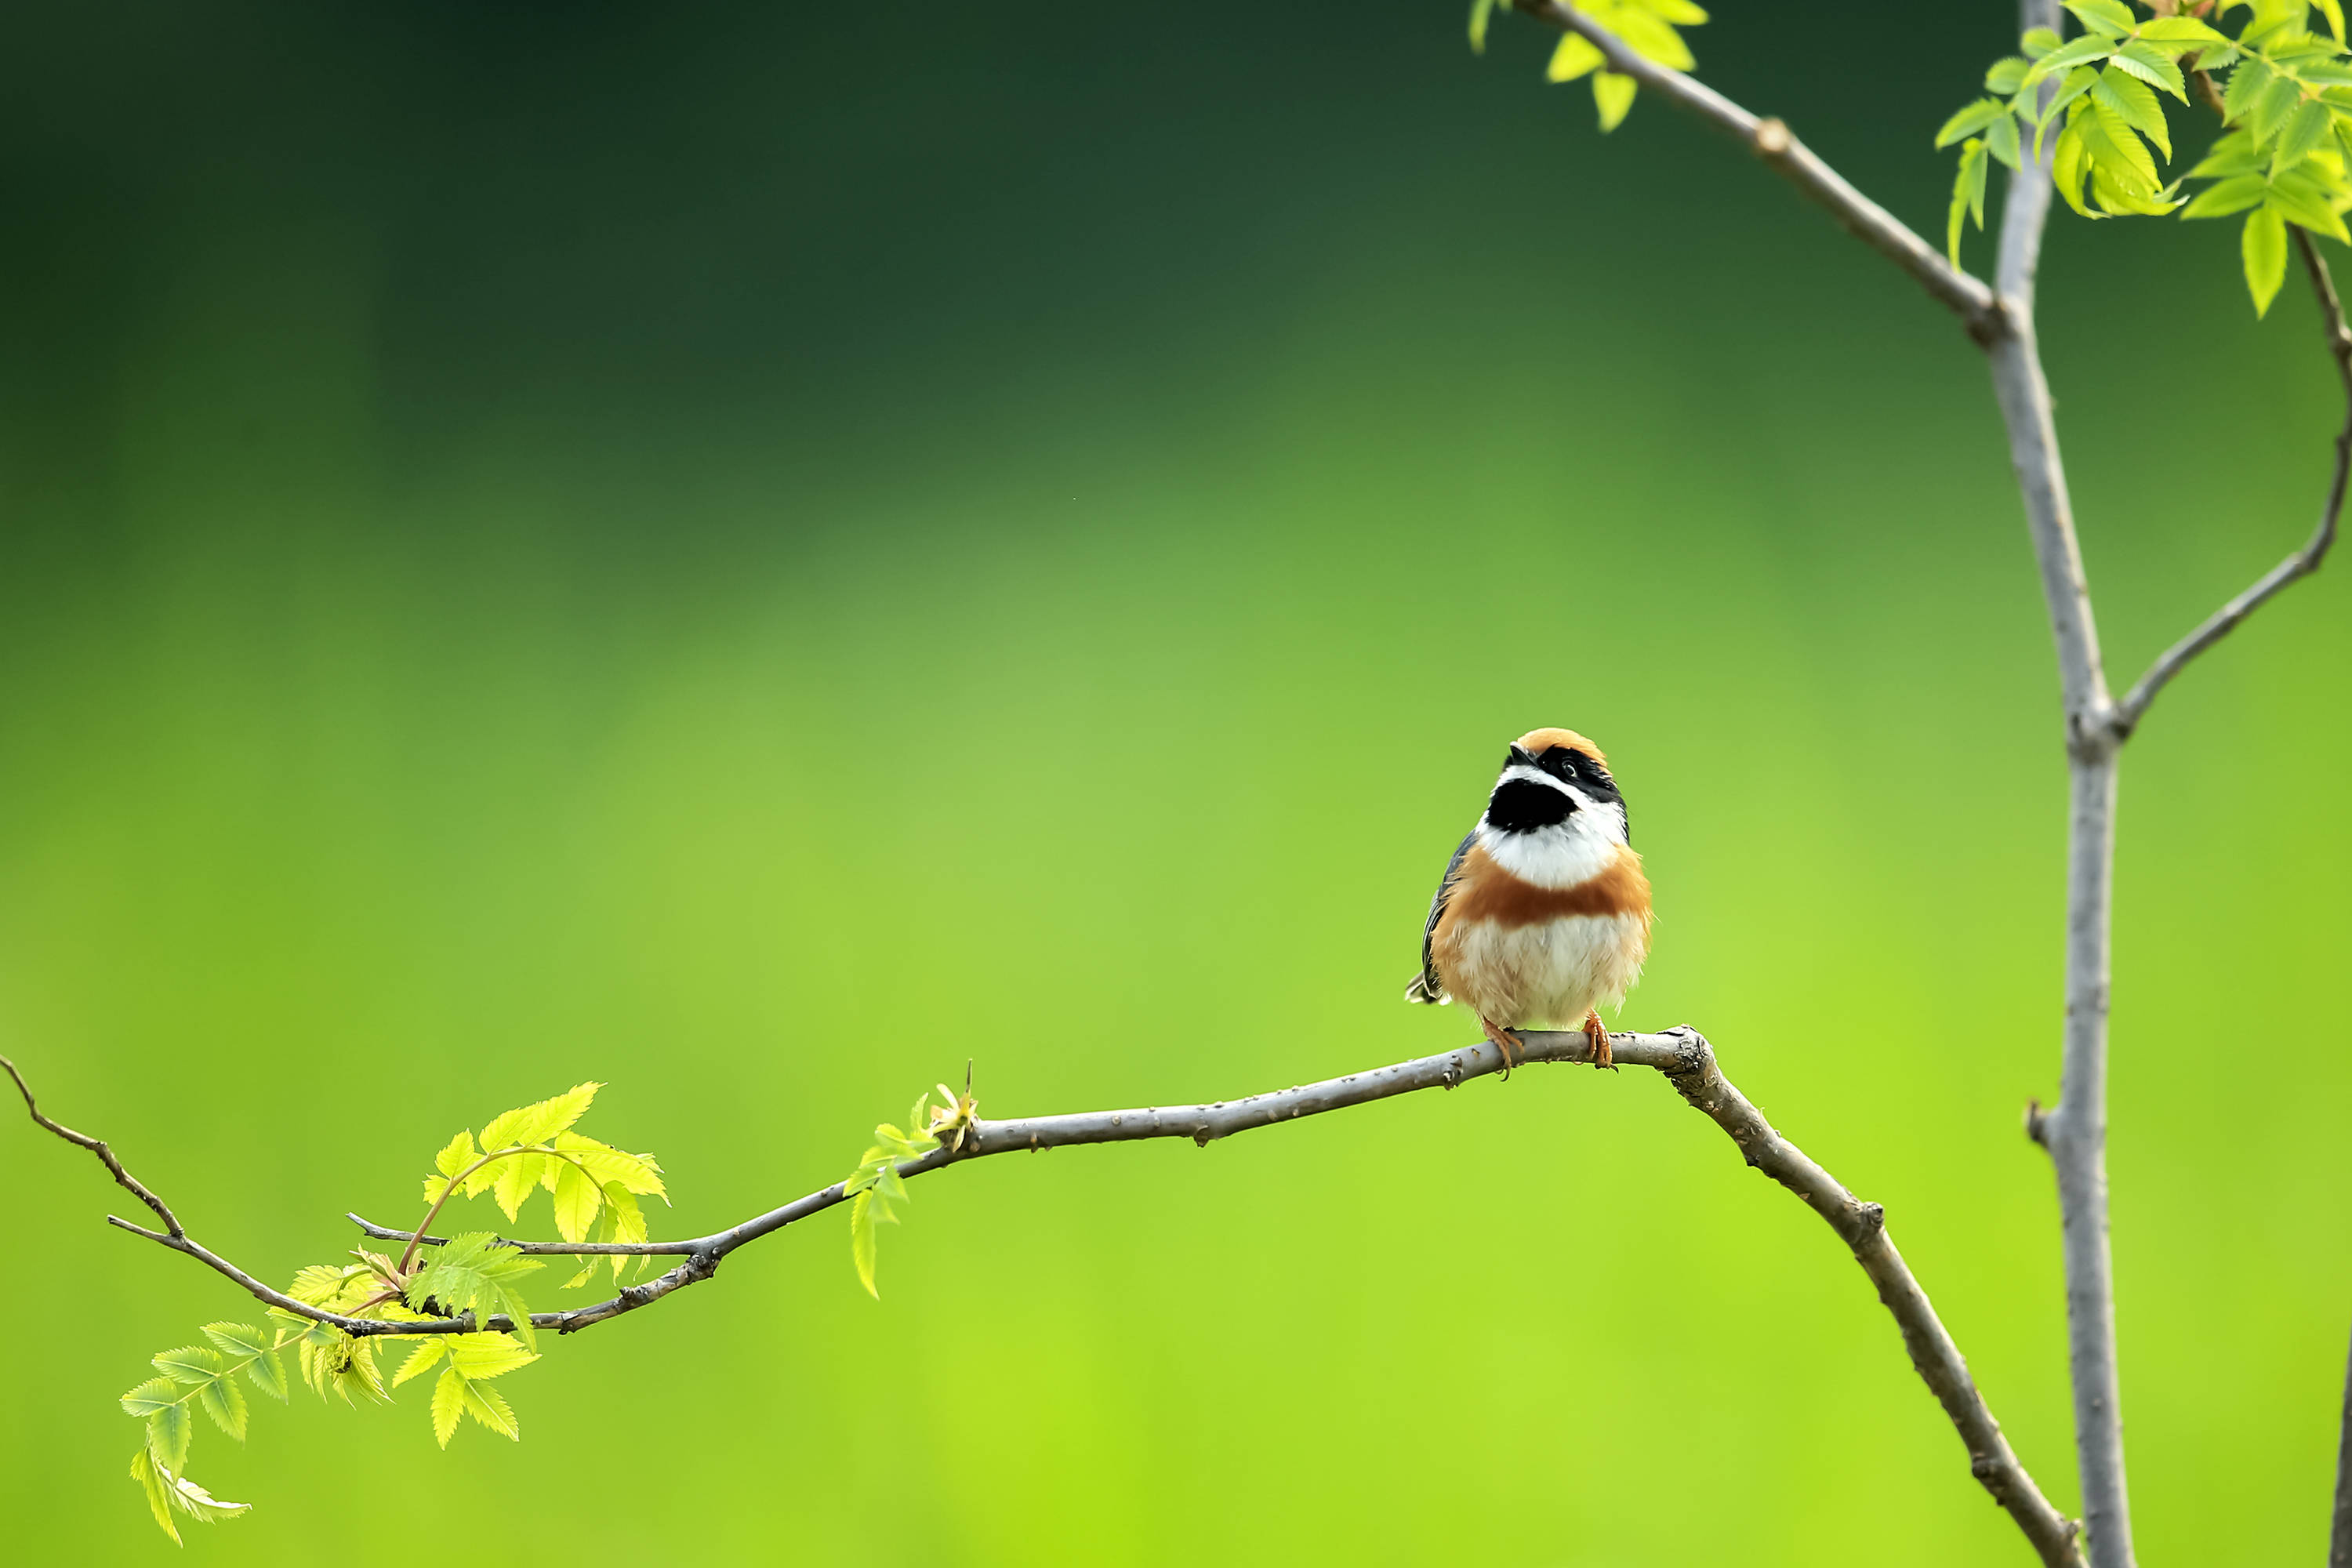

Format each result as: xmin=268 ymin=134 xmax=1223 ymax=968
xmin=2110 ymin=228 xmax=2349 ymax=737
xmin=1508 ymin=0 xmax=2002 ymax=336
xmin=16 ymin=1028 xmax=2076 ymax=1559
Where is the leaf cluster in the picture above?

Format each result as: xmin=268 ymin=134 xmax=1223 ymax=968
xmin=841 ymin=1076 xmax=978 ymax=1298
xmin=1940 ymin=0 xmax=2352 ymax=314
xmin=1471 ymin=0 xmax=1710 ymax=132
xmin=114 ymin=1082 xmax=666 ymax=1541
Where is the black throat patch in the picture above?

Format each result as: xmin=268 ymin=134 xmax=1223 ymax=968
xmin=1485 ymin=777 xmax=1575 ymax=833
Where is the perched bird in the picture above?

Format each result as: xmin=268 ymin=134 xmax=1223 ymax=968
xmin=1404 ymin=728 xmax=1653 ymax=1071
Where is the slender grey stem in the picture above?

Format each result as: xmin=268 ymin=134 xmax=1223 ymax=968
xmin=3 ymin=1052 xmax=182 ymax=1238
xmin=2334 ymin=1316 xmax=2352 ymax=1568
xmin=1508 ymin=0 xmax=2002 ymax=334
xmin=345 ymin=1214 xmax=694 ymax=1255
xmin=2111 ymin=229 xmax=2349 ymax=737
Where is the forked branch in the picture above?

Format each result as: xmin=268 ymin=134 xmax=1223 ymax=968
xmin=11 ymin=1032 xmax=2080 ymax=1564
xmin=2109 ymin=229 xmax=2350 ymax=737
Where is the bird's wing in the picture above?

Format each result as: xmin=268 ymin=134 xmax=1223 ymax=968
xmin=1406 ymin=829 xmax=1478 ymax=1003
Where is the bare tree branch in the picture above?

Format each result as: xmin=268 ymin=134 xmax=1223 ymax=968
xmin=2334 ymin=1316 xmax=2352 ymax=1568
xmin=1506 ymin=0 xmax=2003 ymax=335
xmin=13 ymin=1032 xmax=2078 ymax=1561
xmin=2110 ymin=228 xmax=2350 ymax=738
xmin=3 ymin=1052 xmax=182 ymax=1238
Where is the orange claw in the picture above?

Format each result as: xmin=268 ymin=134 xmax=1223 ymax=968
xmin=1584 ymin=1010 xmax=1617 ymax=1072
xmin=1481 ymin=1017 xmax=1524 ymax=1079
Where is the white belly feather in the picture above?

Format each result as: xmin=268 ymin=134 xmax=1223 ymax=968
xmin=1443 ymin=912 xmax=1647 ymax=1029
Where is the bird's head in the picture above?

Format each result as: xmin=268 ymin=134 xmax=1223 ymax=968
xmin=1482 ymin=727 xmax=1630 ymax=849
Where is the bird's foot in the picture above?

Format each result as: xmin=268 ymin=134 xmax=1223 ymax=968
xmin=1584 ymin=1010 xmax=1617 ymax=1072
xmin=1481 ymin=1019 xmax=1524 ymax=1080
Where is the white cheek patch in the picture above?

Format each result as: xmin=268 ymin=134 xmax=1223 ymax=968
xmin=1479 ymin=780 xmax=1628 ymax=890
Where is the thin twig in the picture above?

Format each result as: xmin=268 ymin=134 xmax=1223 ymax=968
xmin=2110 ymin=228 xmax=2350 ymax=737
xmin=3 ymin=1053 xmax=182 ymax=1237
xmin=1506 ymin=0 xmax=2003 ymax=336
xmin=15 ymin=1032 xmax=2077 ymax=1560
xmin=2333 ymin=1316 xmax=2352 ymax=1568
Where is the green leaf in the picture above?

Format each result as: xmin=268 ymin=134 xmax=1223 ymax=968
xmin=2095 ymin=65 xmax=2172 ymax=158
xmin=2182 ymin=172 xmax=2270 ymax=216
xmin=1548 ymin=33 xmax=1604 ymax=83
xmin=2245 ymin=203 xmax=2290 ymax=315
xmin=1987 ymin=111 xmax=2024 ymax=170
xmin=153 ymin=1346 xmax=224 ymax=1386
xmin=392 ymin=1338 xmax=449 ymax=1388
xmin=328 ymin=1337 xmax=387 ymax=1406
xmin=604 ymin=1181 xmax=648 ymax=1283
xmin=2084 ymin=96 xmax=2161 ymax=192
xmin=2054 ymin=120 xmax=2096 ymax=216
xmin=129 ymin=1450 xmax=180 ymax=1544
xmin=1986 ymin=56 xmax=2031 ymax=95
xmin=2138 ymin=15 xmax=2230 ymax=46
xmin=404 ymin=1232 xmax=545 ymax=1351
xmin=198 ymin=1371 xmax=248 ymax=1441
xmin=554 ymin=1132 xmax=667 ymax=1199
xmin=1468 ymin=0 xmax=1497 ymax=53
xmin=434 ymin=1129 xmax=477 ymax=1180
xmin=2252 ymin=74 xmax=2303 ymax=144
xmin=1593 ymin=71 xmax=1637 ymax=132
xmin=245 ymin=1346 xmax=289 ymax=1403
xmin=1936 ymin=98 xmax=2008 ymax=148
xmin=2278 ymin=96 xmax=2336 ymax=167
xmin=479 ymin=1082 xmax=603 ymax=1153
xmin=120 ymin=1377 xmax=180 ymax=1417
xmin=162 ymin=1472 xmax=249 ymax=1524
xmin=430 ymin=1367 xmax=466 ymax=1448
xmin=551 ymin=1158 xmax=602 ymax=1243
xmin=458 ymin=1377 xmax=520 ymax=1439
xmin=2266 ymin=172 xmax=2352 ymax=238
xmin=2320 ymin=0 xmax=2349 ymax=46
xmin=2027 ymin=33 xmax=2120 ymax=85
xmin=1648 ymin=0 xmax=1708 ymax=22
xmin=1606 ymin=7 xmax=1693 ymax=71
xmin=447 ymin=1332 xmax=538 ymax=1380
xmin=2022 ymin=25 xmax=2063 ymax=60
xmin=2111 ymin=41 xmax=2189 ymax=103
xmin=199 ymin=1323 xmax=269 ymax=1360
xmin=2064 ymin=0 xmax=2135 ymax=37
xmin=2040 ymin=66 xmax=2102 ymax=131
xmin=851 ymin=1188 xmax=880 ymax=1298
xmin=2190 ymin=129 xmax=2266 ymax=177
xmin=492 ymin=1149 xmax=546 ymax=1222
xmin=2227 ymin=56 xmax=2277 ymax=123
xmin=147 ymin=1401 xmax=192 ymax=1475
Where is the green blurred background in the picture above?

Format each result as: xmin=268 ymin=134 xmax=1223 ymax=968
xmin=3 ymin=1 xmax=2347 ymax=1562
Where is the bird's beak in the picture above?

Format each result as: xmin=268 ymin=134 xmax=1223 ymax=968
xmin=1508 ymin=746 xmax=1537 ymax=768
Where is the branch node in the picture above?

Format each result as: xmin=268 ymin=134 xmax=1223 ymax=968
xmin=1853 ymin=1200 xmax=1886 ymax=1240
xmin=1751 ymin=116 xmax=1790 ymax=158
xmin=2024 ymin=1098 xmax=2050 ymax=1148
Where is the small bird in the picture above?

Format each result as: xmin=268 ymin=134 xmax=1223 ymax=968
xmin=1405 ymin=728 xmax=1653 ymax=1071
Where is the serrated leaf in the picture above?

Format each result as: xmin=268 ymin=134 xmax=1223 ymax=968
xmin=2064 ymin=0 xmax=2135 ymax=37
xmin=2041 ymin=66 xmax=2102 ymax=132
xmin=2055 ymin=120 xmax=2096 ymax=216
xmin=2191 ymin=130 xmax=2267 ymax=177
xmin=2080 ymin=96 xmax=2161 ymax=193
xmin=2183 ymin=172 xmax=2270 ymax=216
xmin=1648 ymin=0 xmax=1707 ymax=22
xmin=2140 ymin=15 xmax=2230 ymax=45
xmin=147 ymin=1402 xmax=192 ymax=1474
xmin=1986 ymin=56 xmax=2031 ymax=95
xmin=392 ymin=1338 xmax=449 ymax=1388
xmin=330 ymin=1337 xmax=387 ymax=1405
xmin=448 ymin=1333 xmax=538 ymax=1380
xmin=492 ymin=1149 xmax=546 ymax=1221
xmin=1593 ymin=71 xmax=1636 ymax=132
xmin=129 ymin=1450 xmax=180 ymax=1544
xmin=198 ymin=1371 xmax=248 ymax=1441
xmin=550 ymin=1158 xmax=602 ymax=1243
xmin=153 ymin=1346 xmax=223 ymax=1386
xmin=120 ymin=1377 xmax=180 ymax=1417
xmin=2022 ymin=25 xmax=2063 ymax=60
xmin=430 ymin=1367 xmax=466 ymax=1448
xmin=2113 ymin=40 xmax=2189 ymax=101
xmin=1548 ymin=33 xmax=1604 ymax=83
xmin=2321 ymin=0 xmax=2349 ymax=46
xmin=164 ymin=1472 xmax=249 ymax=1523
xmin=1936 ymin=98 xmax=2007 ymax=147
xmin=434 ymin=1129 xmax=477 ymax=1180
xmin=198 ymin=1323 xmax=269 ymax=1360
xmin=2027 ymin=33 xmax=2119 ymax=85
xmin=554 ymin=1133 xmax=666 ymax=1199
xmin=2246 ymin=203 xmax=2290 ymax=314
xmin=1987 ymin=111 xmax=2024 ymax=170
xmin=604 ymin=1182 xmax=648 ymax=1283
xmin=2254 ymin=74 xmax=2303 ymax=144
xmin=2279 ymin=97 xmax=2336 ymax=168
xmin=459 ymin=1377 xmax=520 ymax=1439
xmin=2267 ymin=175 xmax=2352 ymax=238
xmin=2095 ymin=66 xmax=2172 ymax=158
xmin=2228 ymin=56 xmax=2277 ymax=123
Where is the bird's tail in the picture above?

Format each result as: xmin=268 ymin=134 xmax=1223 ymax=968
xmin=1403 ymin=974 xmax=1448 ymax=1004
